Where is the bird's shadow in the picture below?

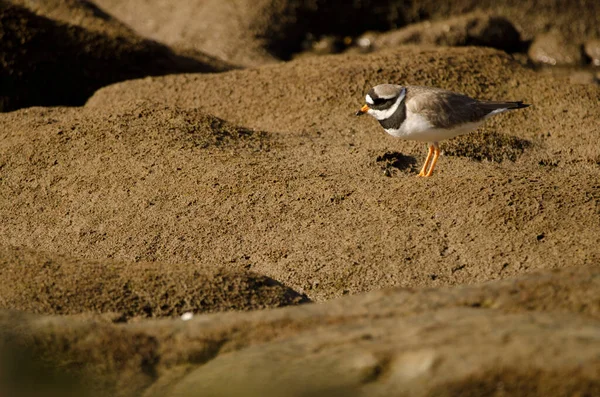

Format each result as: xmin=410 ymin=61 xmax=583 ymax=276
xmin=376 ymin=151 xmax=418 ymax=176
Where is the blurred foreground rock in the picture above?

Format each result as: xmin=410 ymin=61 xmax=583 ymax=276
xmin=1 ymin=266 xmax=598 ymax=397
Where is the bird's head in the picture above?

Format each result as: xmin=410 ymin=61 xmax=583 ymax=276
xmin=355 ymin=84 xmax=406 ymax=120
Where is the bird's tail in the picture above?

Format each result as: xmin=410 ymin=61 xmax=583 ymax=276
xmin=477 ymin=101 xmax=530 ymax=111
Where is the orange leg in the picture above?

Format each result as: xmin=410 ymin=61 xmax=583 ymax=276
xmin=424 ymin=145 xmax=440 ymax=177
xmin=417 ymin=145 xmax=434 ymax=177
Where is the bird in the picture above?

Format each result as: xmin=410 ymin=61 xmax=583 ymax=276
xmin=356 ymin=84 xmax=530 ymax=177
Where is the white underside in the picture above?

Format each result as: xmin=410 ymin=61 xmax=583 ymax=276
xmin=383 ymin=109 xmax=507 ymax=142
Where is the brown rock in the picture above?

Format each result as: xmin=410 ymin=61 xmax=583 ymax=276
xmin=528 ymin=32 xmax=583 ymax=66
xmin=93 ymin=0 xmax=600 ymax=65
xmin=0 ymin=2 xmax=231 ymax=111
xmin=9 ymin=0 xmax=135 ymax=36
xmin=90 ymin=0 xmax=303 ymax=66
xmin=362 ymin=12 xmax=521 ymax=53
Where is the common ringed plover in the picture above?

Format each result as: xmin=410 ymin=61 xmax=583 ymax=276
xmin=356 ymin=85 xmax=530 ymax=177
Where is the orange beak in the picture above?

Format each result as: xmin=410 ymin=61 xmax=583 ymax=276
xmin=355 ymin=104 xmax=370 ymax=116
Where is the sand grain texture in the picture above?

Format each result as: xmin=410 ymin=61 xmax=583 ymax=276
xmin=2 ymin=47 xmax=598 ymax=301
xmin=0 ymin=246 xmax=308 ymax=318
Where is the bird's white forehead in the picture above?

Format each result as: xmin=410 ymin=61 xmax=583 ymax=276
xmin=366 ymin=94 xmax=374 ymax=105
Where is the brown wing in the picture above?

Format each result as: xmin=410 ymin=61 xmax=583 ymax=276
xmin=405 ymin=86 xmax=488 ymax=129
xmin=405 ymin=86 xmax=530 ymax=128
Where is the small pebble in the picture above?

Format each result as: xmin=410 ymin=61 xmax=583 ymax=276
xmin=356 ymin=34 xmax=375 ymax=53
xmin=584 ymin=39 xmax=600 ymax=66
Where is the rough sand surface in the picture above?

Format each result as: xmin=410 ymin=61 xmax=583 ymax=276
xmin=2 ymin=47 xmax=598 ymax=302
xmin=0 ymin=246 xmax=308 ymax=318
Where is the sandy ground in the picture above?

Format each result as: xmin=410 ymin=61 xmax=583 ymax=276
xmin=0 ymin=1 xmax=599 ymax=396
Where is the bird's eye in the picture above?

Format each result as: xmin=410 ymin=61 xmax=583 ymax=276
xmin=373 ymin=98 xmax=388 ymax=106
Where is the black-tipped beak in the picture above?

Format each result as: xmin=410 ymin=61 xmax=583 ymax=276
xmin=355 ymin=104 xmax=370 ymax=116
